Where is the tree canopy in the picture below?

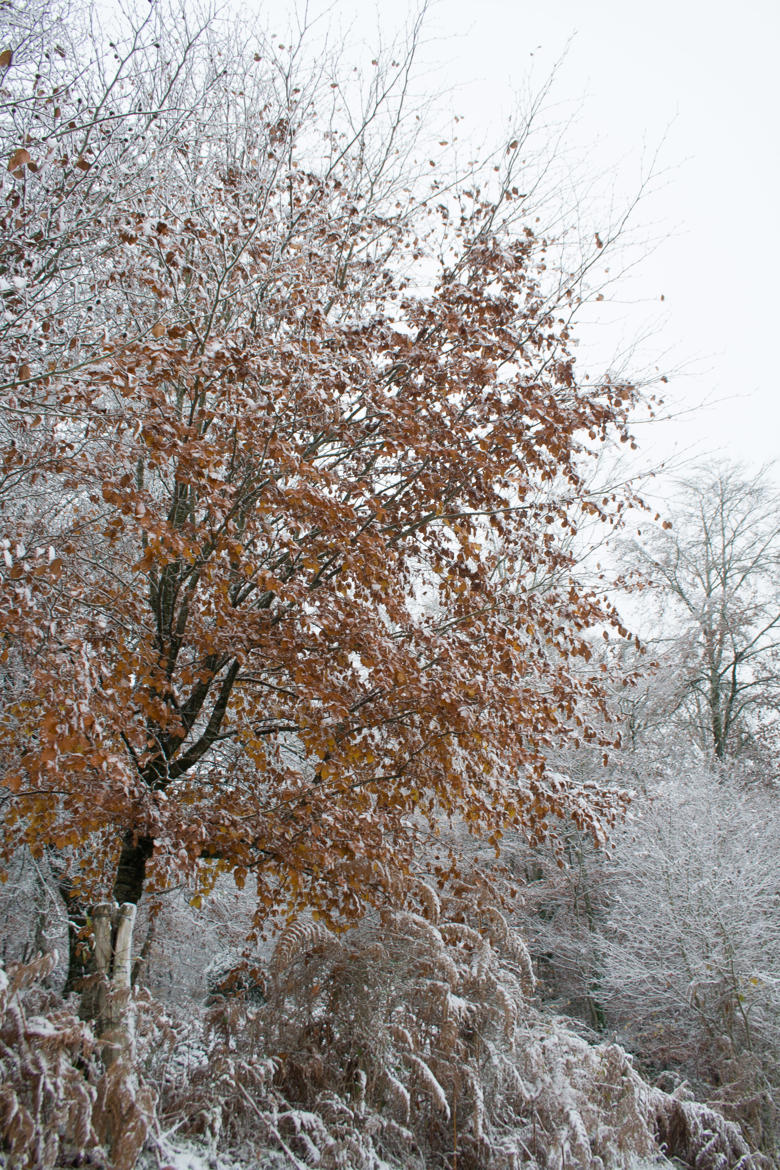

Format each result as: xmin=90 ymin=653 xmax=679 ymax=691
xmin=0 ymin=0 xmax=637 ymax=935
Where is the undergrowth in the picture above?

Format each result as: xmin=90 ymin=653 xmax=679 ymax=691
xmin=1 ymin=880 xmax=770 ymax=1169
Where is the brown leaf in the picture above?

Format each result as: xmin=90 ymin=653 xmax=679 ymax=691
xmin=0 ymin=48 xmax=12 ymax=69
xmin=7 ymin=148 xmax=31 ymax=173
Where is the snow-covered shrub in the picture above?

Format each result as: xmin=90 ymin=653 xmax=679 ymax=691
xmin=0 ymin=899 xmax=765 ymax=1169
xmin=0 ymin=952 xmax=100 ymax=1168
xmin=598 ymin=762 xmax=780 ymax=1159
xmin=501 ymin=743 xmax=780 ymax=1164
xmin=0 ymin=951 xmax=156 ymax=1170
xmin=160 ymin=873 xmax=766 ymax=1170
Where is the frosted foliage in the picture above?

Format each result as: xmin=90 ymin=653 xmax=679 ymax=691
xmin=0 ymin=951 xmax=154 ymax=1170
xmin=133 ymin=879 xmax=263 ymax=1005
xmin=0 ymin=848 xmax=67 ymax=973
xmin=506 ymin=747 xmax=780 ymax=1163
xmin=0 ymin=888 xmax=767 ymax=1170
xmin=150 ymin=882 xmax=764 ymax=1170
xmin=598 ymin=762 xmax=780 ymax=1157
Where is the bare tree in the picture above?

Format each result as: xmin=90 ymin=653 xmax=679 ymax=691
xmin=628 ymin=463 xmax=780 ymax=758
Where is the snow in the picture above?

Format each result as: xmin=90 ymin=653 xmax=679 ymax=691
xmin=142 ymin=1137 xmax=255 ymax=1170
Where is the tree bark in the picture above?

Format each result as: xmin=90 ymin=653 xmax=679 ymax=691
xmin=112 ymin=831 xmax=154 ymax=906
xmin=90 ymin=901 xmax=137 ymax=1067
xmin=58 ymin=874 xmax=90 ymax=997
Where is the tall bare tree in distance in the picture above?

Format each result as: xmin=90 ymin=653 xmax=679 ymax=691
xmin=628 ymin=463 xmax=780 ymax=759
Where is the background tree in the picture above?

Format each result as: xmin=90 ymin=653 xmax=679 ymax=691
xmin=626 ymin=463 xmax=780 ymax=758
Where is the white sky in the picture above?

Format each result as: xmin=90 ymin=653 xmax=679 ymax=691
xmin=259 ymin=0 xmax=779 ymax=482
xmin=419 ymin=0 xmax=780 ymax=481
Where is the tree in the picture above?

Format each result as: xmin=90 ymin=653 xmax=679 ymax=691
xmin=627 ymin=464 xmax=780 ymax=758
xmin=0 ymin=0 xmax=638 ymax=1012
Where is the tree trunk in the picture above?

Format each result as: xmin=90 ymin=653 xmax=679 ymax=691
xmin=60 ymin=831 xmax=153 ymax=998
xmin=89 ymin=903 xmax=155 ymax=1170
xmin=58 ymin=876 xmax=90 ymax=997
xmin=80 ymin=832 xmax=152 ymax=1046
xmin=89 ymin=901 xmax=137 ymax=1067
xmin=112 ymin=831 xmax=154 ymax=906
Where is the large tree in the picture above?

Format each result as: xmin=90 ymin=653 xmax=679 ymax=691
xmin=0 ymin=1 xmax=637 ymax=997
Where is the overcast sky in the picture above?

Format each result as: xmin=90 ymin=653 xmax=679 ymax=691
xmin=420 ymin=0 xmax=780 ymax=481
xmin=260 ymin=0 xmax=779 ymax=482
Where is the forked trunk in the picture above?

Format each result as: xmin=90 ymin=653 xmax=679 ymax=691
xmin=61 ymin=831 xmax=153 ymax=999
xmin=83 ymin=832 xmax=153 ymax=1057
xmin=88 ymin=901 xmax=137 ymax=1067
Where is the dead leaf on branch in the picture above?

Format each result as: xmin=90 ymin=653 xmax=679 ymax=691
xmin=0 ymin=24 xmax=643 ymax=960
xmin=7 ymin=148 xmax=31 ymax=174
